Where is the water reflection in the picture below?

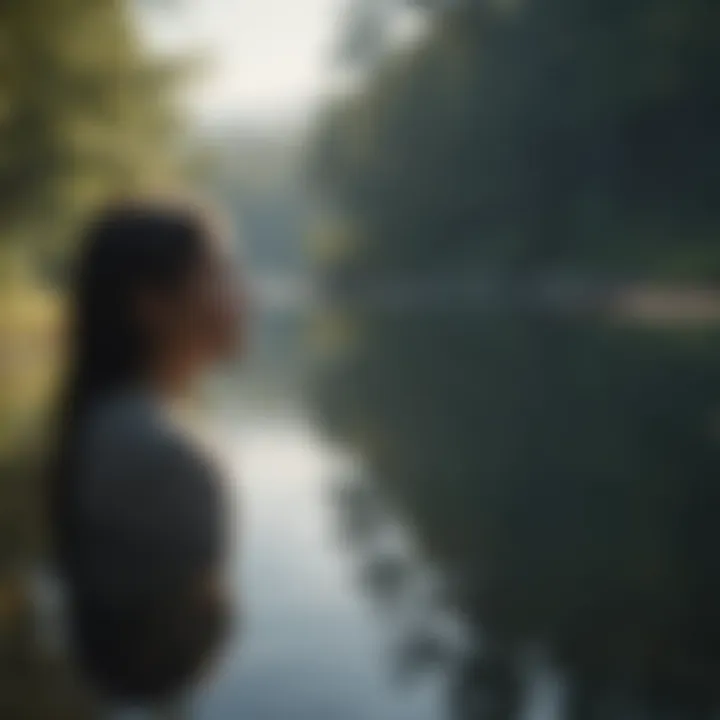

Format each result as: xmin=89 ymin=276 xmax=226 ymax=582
xmin=313 ymin=313 xmax=720 ymax=719
xmin=198 ymin=414 xmax=447 ymax=720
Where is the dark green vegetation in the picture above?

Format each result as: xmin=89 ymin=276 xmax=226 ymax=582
xmin=311 ymin=2 xmax=720 ymax=717
xmin=315 ymin=0 xmax=719 ymax=280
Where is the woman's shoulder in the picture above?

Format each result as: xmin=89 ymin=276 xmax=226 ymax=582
xmin=84 ymin=389 xmax=157 ymax=433
xmin=80 ymin=392 xmax=171 ymax=460
xmin=77 ymin=392 xmax=216 ymax=500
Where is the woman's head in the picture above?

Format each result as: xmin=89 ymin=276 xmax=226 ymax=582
xmin=71 ymin=198 xmax=243 ymax=398
xmin=50 ymin=199 xmax=243 ymax=566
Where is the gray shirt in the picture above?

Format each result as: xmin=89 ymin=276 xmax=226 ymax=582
xmin=71 ymin=391 xmax=223 ymax=604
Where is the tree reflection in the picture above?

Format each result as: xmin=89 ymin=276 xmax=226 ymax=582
xmin=319 ymin=315 xmax=720 ymax=719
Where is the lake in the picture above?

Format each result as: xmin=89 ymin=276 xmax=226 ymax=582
xmin=194 ymin=410 xmax=450 ymax=720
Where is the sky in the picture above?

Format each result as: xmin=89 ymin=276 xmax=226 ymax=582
xmin=137 ymin=0 xmax=344 ymax=127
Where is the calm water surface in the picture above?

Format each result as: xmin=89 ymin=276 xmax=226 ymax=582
xmin=195 ymin=411 xmax=449 ymax=720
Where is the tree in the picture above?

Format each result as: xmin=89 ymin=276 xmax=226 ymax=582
xmin=0 ymin=0 xmax=181 ymax=262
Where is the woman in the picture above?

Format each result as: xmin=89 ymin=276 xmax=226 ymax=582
xmin=48 ymin=199 xmax=243 ymax=712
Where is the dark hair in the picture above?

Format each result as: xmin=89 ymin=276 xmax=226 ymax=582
xmin=50 ymin=200 xmax=211 ymax=572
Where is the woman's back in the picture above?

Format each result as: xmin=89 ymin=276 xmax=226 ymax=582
xmin=66 ymin=391 xmax=227 ymax=703
xmin=71 ymin=391 xmax=222 ymax=603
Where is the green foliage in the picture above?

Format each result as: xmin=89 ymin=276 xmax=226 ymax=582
xmin=0 ymin=0 xmax=181 ymax=259
xmin=313 ymin=0 xmax=720 ymax=277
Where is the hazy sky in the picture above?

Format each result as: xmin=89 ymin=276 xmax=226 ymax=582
xmin=138 ymin=0 xmax=343 ymax=126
